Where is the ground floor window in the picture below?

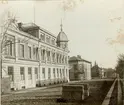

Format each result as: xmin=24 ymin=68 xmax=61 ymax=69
xmin=60 ymin=69 xmax=62 ymax=78
xmin=57 ymin=68 xmax=59 ymax=78
xmin=35 ymin=67 xmax=38 ymax=79
xmin=20 ymin=67 xmax=25 ymax=80
xmin=63 ymin=69 xmax=65 ymax=77
xmin=48 ymin=68 xmax=51 ymax=79
xmin=66 ymin=69 xmax=68 ymax=76
xmin=28 ymin=67 xmax=32 ymax=80
xmin=8 ymin=66 xmax=14 ymax=81
xmin=42 ymin=68 xmax=45 ymax=79
xmin=53 ymin=68 xmax=56 ymax=78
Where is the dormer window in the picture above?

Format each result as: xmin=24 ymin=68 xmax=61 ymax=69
xmin=51 ymin=38 xmax=55 ymax=45
xmin=46 ymin=36 xmax=50 ymax=44
xmin=40 ymin=33 xmax=45 ymax=41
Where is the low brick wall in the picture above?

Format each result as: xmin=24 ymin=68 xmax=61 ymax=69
xmin=1 ymin=77 xmax=11 ymax=94
xmin=62 ymin=85 xmax=84 ymax=101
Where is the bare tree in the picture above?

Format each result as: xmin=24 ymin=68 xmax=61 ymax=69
xmin=0 ymin=11 xmax=32 ymax=78
xmin=116 ymin=54 xmax=124 ymax=78
xmin=0 ymin=11 xmax=17 ymax=78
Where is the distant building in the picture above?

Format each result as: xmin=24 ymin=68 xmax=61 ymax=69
xmin=91 ymin=62 xmax=116 ymax=79
xmin=69 ymin=55 xmax=92 ymax=81
xmin=2 ymin=21 xmax=69 ymax=90
xmin=91 ymin=62 xmax=100 ymax=79
xmin=103 ymin=68 xmax=116 ymax=78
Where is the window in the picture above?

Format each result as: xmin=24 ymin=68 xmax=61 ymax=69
xmin=5 ymin=36 xmax=15 ymax=56
xmin=34 ymin=47 xmax=39 ymax=60
xmin=42 ymin=68 xmax=45 ymax=79
xmin=60 ymin=69 xmax=62 ymax=78
xmin=28 ymin=46 xmax=31 ymax=59
xmin=53 ymin=68 xmax=55 ymax=78
xmin=20 ymin=67 xmax=25 ymax=80
xmin=56 ymin=54 xmax=59 ymax=63
xmin=60 ymin=55 xmax=61 ymax=63
xmin=46 ymin=36 xmax=50 ymax=43
xmin=28 ymin=30 xmax=39 ymax=38
xmin=65 ymin=57 xmax=68 ymax=64
xmin=48 ymin=68 xmax=51 ymax=79
xmin=41 ymin=49 xmax=45 ymax=61
xmin=47 ymin=51 xmax=50 ymax=61
xmin=33 ymin=47 xmax=39 ymax=60
xmin=62 ymin=56 xmax=64 ymax=64
xmin=28 ymin=67 xmax=32 ymax=80
xmin=51 ymin=38 xmax=55 ymax=45
xmin=66 ymin=69 xmax=68 ymax=76
xmin=57 ymin=68 xmax=59 ymax=78
xmin=73 ymin=64 xmax=78 ymax=70
xmin=35 ymin=68 xmax=38 ymax=79
xmin=52 ymin=52 xmax=55 ymax=62
xmin=20 ymin=44 xmax=24 ymax=58
xmin=40 ymin=34 xmax=45 ymax=41
xmin=63 ymin=69 xmax=65 ymax=77
xmin=8 ymin=66 xmax=14 ymax=81
xmin=6 ymin=40 xmax=13 ymax=56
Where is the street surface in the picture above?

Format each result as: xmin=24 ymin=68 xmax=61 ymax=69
xmin=1 ymin=79 xmax=115 ymax=105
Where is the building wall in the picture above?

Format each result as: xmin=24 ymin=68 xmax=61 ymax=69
xmin=69 ymin=61 xmax=78 ymax=81
xmin=69 ymin=60 xmax=91 ymax=81
xmin=2 ymin=26 xmax=69 ymax=90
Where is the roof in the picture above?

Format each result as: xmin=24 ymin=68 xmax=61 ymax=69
xmin=69 ymin=56 xmax=91 ymax=63
xmin=21 ymin=23 xmax=39 ymax=31
xmin=18 ymin=22 xmax=56 ymax=38
xmin=57 ymin=31 xmax=68 ymax=42
xmin=69 ymin=56 xmax=82 ymax=61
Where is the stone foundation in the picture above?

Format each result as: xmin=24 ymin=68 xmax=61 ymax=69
xmin=68 ymin=83 xmax=90 ymax=98
xmin=62 ymin=85 xmax=84 ymax=101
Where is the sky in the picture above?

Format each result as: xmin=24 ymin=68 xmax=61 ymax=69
xmin=0 ymin=0 xmax=124 ymax=68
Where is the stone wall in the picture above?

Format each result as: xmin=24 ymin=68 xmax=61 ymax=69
xmin=62 ymin=85 xmax=85 ymax=101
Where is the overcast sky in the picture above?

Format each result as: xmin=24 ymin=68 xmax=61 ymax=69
xmin=0 ymin=0 xmax=124 ymax=68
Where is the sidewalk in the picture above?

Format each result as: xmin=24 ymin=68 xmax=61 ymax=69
xmin=1 ymin=83 xmax=64 ymax=97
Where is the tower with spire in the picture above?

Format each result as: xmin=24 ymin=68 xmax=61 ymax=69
xmin=56 ymin=20 xmax=68 ymax=50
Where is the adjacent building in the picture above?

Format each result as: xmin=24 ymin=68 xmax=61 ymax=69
xmin=102 ymin=68 xmax=116 ymax=79
xmin=2 ymin=21 xmax=69 ymax=90
xmin=91 ymin=62 xmax=116 ymax=79
xmin=69 ymin=55 xmax=92 ymax=81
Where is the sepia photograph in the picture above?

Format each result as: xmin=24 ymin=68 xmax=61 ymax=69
xmin=0 ymin=0 xmax=124 ymax=105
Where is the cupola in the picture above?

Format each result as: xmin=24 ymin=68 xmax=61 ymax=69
xmin=56 ymin=22 xmax=68 ymax=49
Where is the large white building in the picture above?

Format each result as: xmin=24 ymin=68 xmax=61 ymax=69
xmin=2 ymin=21 xmax=69 ymax=90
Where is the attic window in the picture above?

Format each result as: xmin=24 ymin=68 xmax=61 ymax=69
xmin=40 ymin=33 xmax=45 ymax=41
xmin=46 ymin=36 xmax=50 ymax=44
xmin=51 ymin=38 xmax=55 ymax=45
xmin=27 ymin=29 xmax=39 ymax=38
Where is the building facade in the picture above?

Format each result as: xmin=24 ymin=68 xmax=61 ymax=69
xmin=102 ymin=68 xmax=116 ymax=79
xmin=91 ymin=62 xmax=100 ymax=79
xmin=2 ymin=22 xmax=69 ymax=90
xmin=69 ymin=55 xmax=91 ymax=81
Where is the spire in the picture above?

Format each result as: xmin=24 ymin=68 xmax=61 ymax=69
xmin=94 ymin=61 xmax=97 ymax=66
xmin=60 ymin=19 xmax=63 ymax=31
